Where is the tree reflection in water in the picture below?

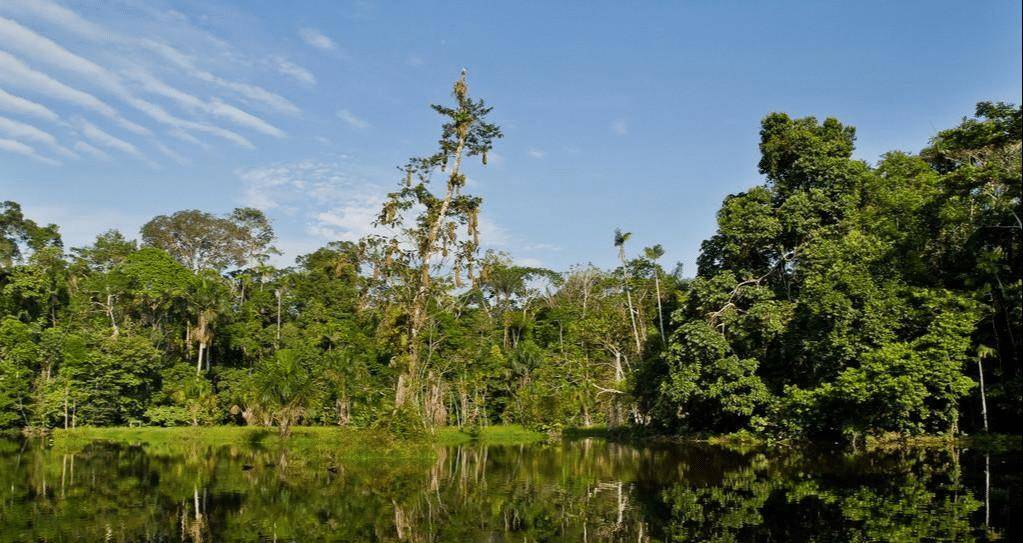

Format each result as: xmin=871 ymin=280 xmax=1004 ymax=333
xmin=0 ymin=437 xmax=1016 ymax=542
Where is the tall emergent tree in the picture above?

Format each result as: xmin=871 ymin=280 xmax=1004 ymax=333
xmin=614 ymin=229 xmax=642 ymax=354
xmin=369 ymin=70 xmax=502 ymax=420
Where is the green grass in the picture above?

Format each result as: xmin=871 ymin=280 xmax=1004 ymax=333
xmin=49 ymin=424 xmax=546 ymax=453
xmin=434 ymin=424 xmax=547 ymax=445
xmin=49 ymin=425 xmax=435 ymax=461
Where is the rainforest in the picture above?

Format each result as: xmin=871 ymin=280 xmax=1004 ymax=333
xmin=2 ymin=83 xmax=1019 ymax=441
xmin=1 ymin=76 xmax=1021 ymax=541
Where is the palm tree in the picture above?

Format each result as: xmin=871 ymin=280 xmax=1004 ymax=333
xmin=254 ymin=349 xmax=318 ymax=437
xmin=614 ymin=229 xmax=642 ymax=353
xmin=643 ymin=244 xmax=667 ymax=346
xmin=189 ymin=270 xmax=230 ymax=375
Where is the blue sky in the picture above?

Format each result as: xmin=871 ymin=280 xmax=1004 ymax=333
xmin=1 ymin=1 xmax=1020 ymax=272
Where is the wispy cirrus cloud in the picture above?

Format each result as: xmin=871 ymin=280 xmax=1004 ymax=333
xmin=75 ymin=117 xmax=140 ymax=157
xmin=337 ymin=109 xmax=370 ymax=129
xmin=0 ymin=16 xmax=121 ymax=91
xmin=299 ymin=28 xmax=336 ymax=50
xmin=267 ymin=56 xmax=316 ymax=85
xmin=0 ymin=50 xmax=148 ymax=135
xmin=0 ymin=137 xmax=60 ymax=165
xmin=0 ymin=88 xmax=61 ymax=122
xmin=72 ymin=140 xmax=110 ymax=161
xmin=0 ymin=115 xmax=76 ymax=158
xmin=0 ymin=0 xmax=111 ymax=42
xmin=0 ymin=0 xmax=300 ymax=116
xmin=0 ymin=16 xmax=270 ymax=147
xmin=150 ymin=45 xmax=300 ymax=115
xmin=208 ymin=99 xmax=284 ymax=138
xmin=125 ymin=69 xmax=283 ymax=139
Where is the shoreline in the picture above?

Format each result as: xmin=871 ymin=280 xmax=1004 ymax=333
xmin=11 ymin=425 xmax=1019 ymax=454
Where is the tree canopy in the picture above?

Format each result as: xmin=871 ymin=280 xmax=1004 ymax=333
xmin=1 ymin=80 xmax=1018 ymax=442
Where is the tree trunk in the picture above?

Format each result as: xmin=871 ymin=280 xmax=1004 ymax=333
xmin=978 ymin=358 xmax=989 ymax=432
xmin=275 ymin=288 xmax=282 ymax=348
xmin=196 ymin=342 xmax=204 ymax=375
xmin=106 ymin=293 xmax=119 ymax=338
xmin=619 ymin=253 xmax=642 ymax=353
xmin=336 ymin=396 xmax=350 ymax=426
xmin=654 ymin=272 xmax=666 ymax=345
xmin=397 ymin=117 xmax=469 ymax=411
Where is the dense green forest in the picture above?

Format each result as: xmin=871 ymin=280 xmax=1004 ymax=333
xmin=1 ymin=76 xmax=1019 ymax=441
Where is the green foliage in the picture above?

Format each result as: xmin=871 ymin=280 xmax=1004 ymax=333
xmin=0 ymin=95 xmax=1017 ymax=444
xmin=146 ymin=363 xmax=220 ymax=426
xmin=650 ymin=102 xmax=1021 ymax=440
xmin=253 ymin=349 xmax=321 ymax=436
xmin=660 ymin=321 xmax=770 ymax=432
xmin=0 ymin=317 xmax=37 ymax=427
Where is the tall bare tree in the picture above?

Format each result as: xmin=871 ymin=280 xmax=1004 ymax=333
xmin=369 ymin=70 xmax=502 ymax=417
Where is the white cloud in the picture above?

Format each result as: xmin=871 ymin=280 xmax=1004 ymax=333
xmin=126 ymin=69 xmax=282 ymax=139
xmin=527 ymin=148 xmax=546 ymax=159
xmin=169 ymin=128 xmax=207 ymax=148
xmin=123 ymin=95 xmax=254 ymax=148
xmin=73 ymin=140 xmax=110 ymax=161
xmin=1 ymin=0 xmax=299 ymax=115
xmin=478 ymin=215 xmax=512 ymax=247
xmin=181 ymin=61 xmax=300 ymax=115
xmin=0 ymin=18 xmax=264 ymax=146
xmin=208 ymin=99 xmax=285 ymax=138
xmin=236 ymin=159 xmax=556 ymax=265
xmin=268 ymin=56 xmax=316 ymax=85
xmin=0 ymin=51 xmax=149 ymax=135
xmin=337 ymin=109 xmax=369 ymax=129
xmin=75 ymin=117 xmax=140 ymax=156
xmin=236 ymin=160 xmax=375 ymax=210
xmin=0 ymin=137 xmax=59 ymax=165
xmin=0 ymin=88 xmax=61 ymax=122
xmin=0 ymin=115 xmax=76 ymax=157
xmin=611 ymin=119 xmax=629 ymax=136
xmin=299 ymin=28 xmax=336 ymax=50
xmin=0 ymin=0 xmax=113 ymax=43
xmin=154 ymin=142 xmax=189 ymax=165
xmin=0 ymin=16 xmax=121 ymax=90
xmin=311 ymin=196 xmax=384 ymax=241
xmin=236 ymin=160 xmax=388 ymax=246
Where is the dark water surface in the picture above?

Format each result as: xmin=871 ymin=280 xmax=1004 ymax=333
xmin=0 ymin=436 xmax=1018 ymax=542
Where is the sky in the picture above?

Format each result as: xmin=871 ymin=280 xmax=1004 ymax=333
xmin=1 ymin=0 xmax=1020 ymax=273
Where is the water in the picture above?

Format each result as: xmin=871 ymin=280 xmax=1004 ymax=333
xmin=0 ymin=436 xmax=1017 ymax=542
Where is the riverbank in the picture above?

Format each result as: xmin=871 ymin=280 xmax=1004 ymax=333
xmin=45 ymin=424 xmax=546 ymax=453
xmin=32 ymin=424 xmax=1020 ymax=457
xmin=563 ymin=425 xmax=1022 ymax=452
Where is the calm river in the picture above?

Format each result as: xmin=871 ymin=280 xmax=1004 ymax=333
xmin=0 ymin=436 xmax=1017 ymax=541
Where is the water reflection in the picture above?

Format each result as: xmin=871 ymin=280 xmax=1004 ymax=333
xmin=0 ymin=437 xmax=1016 ymax=542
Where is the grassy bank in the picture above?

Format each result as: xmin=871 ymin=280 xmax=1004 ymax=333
xmin=46 ymin=424 xmax=546 ymax=451
xmin=435 ymin=424 xmax=547 ymax=445
xmin=48 ymin=426 xmax=430 ymax=460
